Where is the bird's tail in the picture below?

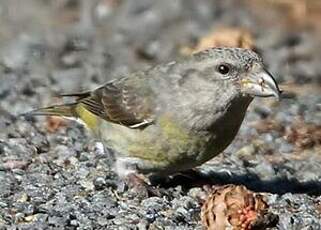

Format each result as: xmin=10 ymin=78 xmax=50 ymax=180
xmin=22 ymin=91 xmax=91 ymax=118
xmin=21 ymin=91 xmax=100 ymax=130
xmin=23 ymin=103 xmax=78 ymax=118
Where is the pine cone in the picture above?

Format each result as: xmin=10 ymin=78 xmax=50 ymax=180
xmin=201 ymin=185 xmax=278 ymax=230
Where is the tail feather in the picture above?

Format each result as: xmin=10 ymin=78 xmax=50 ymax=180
xmin=57 ymin=91 xmax=91 ymax=99
xmin=23 ymin=103 xmax=78 ymax=118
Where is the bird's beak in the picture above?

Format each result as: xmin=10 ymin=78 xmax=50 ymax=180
xmin=241 ymin=68 xmax=282 ymax=100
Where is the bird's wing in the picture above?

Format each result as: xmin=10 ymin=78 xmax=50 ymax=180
xmin=79 ymin=74 xmax=155 ymax=129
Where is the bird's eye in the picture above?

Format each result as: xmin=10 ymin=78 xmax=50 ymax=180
xmin=217 ymin=64 xmax=230 ymax=75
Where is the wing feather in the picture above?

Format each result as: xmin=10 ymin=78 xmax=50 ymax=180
xmin=78 ymin=76 xmax=155 ymax=129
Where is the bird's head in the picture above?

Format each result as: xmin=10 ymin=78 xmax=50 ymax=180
xmin=193 ymin=48 xmax=282 ymax=100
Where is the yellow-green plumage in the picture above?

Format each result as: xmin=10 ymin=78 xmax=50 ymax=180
xmin=97 ymin=114 xmax=210 ymax=173
xmin=75 ymin=104 xmax=99 ymax=131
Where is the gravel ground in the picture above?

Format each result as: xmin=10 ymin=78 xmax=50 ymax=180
xmin=0 ymin=0 xmax=320 ymax=229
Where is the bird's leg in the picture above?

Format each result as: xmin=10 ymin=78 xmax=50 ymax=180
xmin=115 ymin=158 xmax=159 ymax=197
xmin=115 ymin=157 xmax=138 ymax=179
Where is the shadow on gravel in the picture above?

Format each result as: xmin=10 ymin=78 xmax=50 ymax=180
xmin=152 ymin=169 xmax=321 ymax=196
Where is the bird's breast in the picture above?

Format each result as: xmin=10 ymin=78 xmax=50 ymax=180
xmin=96 ymin=96 xmax=252 ymax=174
xmin=201 ymin=96 xmax=253 ymax=159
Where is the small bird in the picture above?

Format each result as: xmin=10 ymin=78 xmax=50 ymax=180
xmin=27 ymin=48 xmax=281 ymax=179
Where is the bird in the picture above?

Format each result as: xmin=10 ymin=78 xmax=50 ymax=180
xmin=26 ymin=47 xmax=281 ymax=180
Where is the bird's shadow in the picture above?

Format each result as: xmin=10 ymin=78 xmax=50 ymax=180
xmin=151 ymin=169 xmax=321 ymax=196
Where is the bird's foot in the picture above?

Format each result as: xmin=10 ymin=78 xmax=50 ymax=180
xmin=119 ymin=173 xmax=160 ymax=197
